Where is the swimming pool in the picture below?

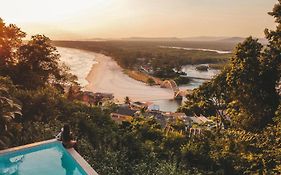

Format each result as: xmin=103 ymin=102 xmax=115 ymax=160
xmin=0 ymin=141 xmax=88 ymax=175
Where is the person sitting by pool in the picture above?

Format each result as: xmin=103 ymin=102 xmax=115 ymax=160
xmin=57 ymin=124 xmax=77 ymax=149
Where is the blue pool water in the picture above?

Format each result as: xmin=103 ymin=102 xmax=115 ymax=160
xmin=0 ymin=141 xmax=87 ymax=175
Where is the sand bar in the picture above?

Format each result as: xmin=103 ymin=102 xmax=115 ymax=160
xmin=57 ymin=47 xmax=174 ymax=102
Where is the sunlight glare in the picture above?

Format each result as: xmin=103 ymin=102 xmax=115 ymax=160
xmin=0 ymin=0 xmax=109 ymax=24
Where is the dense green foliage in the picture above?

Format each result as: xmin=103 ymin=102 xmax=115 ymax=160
xmin=0 ymin=1 xmax=281 ymax=175
xmin=0 ymin=77 xmax=21 ymax=133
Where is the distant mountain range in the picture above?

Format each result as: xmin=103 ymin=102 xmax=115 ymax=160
xmin=119 ymin=36 xmax=268 ymax=44
xmin=83 ymin=36 xmax=268 ymax=45
xmin=216 ymin=37 xmax=268 ymax=44
xmin=120 ymin=37 xmax=182 ymax=41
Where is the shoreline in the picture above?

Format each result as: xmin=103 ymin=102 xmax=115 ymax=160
xmin=123 ymin=69 xmax=163 ymax=85
xmin=82 ymin=50 xmax=174 ymax=102
xmin=84 ymin=52 xmax=107 ymax=91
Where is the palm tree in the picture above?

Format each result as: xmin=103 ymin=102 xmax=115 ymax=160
xmin=124 ymin=96 xmax=131 ymax=104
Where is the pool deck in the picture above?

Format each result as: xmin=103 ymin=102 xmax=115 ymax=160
xmin=0 ymin=139 xmax=98 ymax=175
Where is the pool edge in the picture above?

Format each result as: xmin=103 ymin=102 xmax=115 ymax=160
xmin=0 ymin=139 xmax=57 ymax=155
xmin=67 ymin=148 xmax=98 ymax=175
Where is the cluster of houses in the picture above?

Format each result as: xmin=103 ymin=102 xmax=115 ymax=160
xmin=66 ymin=86 xmax=216 ymax=134
xmin=110 ymin=101 xmax=216 ymax=133
xmin=66 ymin=86 xmax=114 ymax=106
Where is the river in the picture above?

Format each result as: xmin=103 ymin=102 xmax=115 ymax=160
xmin=58 ymin=47 xmax=221 ymax=112
xmin=160 ymin=46 xmax=231 ymax=54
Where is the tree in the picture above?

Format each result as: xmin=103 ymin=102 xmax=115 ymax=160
xmin=146 ymin=78 xmax=155 ymax=86
xmin=14 ymin=35 xmax=76 ymax=89
xmin=0 ymin=19 xmax=76 ymax=90
xmin=226 ymin=37 xmax=267 ymax=129
xmin=124 ymin=96 xmax=131 ymax=104
xmin=262 ymin=0 xmax=281 ymax=121
xmin=0 ymin=18 xmax=25 ymax=72
xmin=225 ymin=25 xmax=280 ymax=130
xmin=179 ymin=75 xmax=230 ymax=130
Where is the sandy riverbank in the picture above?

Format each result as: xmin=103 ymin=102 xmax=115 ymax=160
xmin=124 ymin=69 xmax=163 ymax=85
xmin=83 ymin=52 xmax=174 ymax=102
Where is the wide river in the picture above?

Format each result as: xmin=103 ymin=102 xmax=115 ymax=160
xmin=58 ymin=47 xmax=221 ymax=112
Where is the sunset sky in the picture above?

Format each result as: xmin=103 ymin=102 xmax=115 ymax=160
xmin=0 ymin=0 xmax=277 ymax=40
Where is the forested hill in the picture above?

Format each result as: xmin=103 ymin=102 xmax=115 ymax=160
xmin=54 ymin=39 xmax=237 ymax=51
xmin=53 ymin=40 xmax=232 ymax=75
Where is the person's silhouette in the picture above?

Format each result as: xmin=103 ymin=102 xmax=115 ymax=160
xmin=61 ymin=124 xmax=77 ymax=149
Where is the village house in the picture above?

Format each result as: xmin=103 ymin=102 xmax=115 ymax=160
xmin=142 ymin=110 xmax=167 ymax=128
xmin=111 ymin=104 xmax=137 ymax=124
xmin=130 ymin=101 xmax=160 ymax=112
xmin=162 ymin=112 xmax=188 ymax=123
xmin=129 ymin=101 xmax=153 ymax=110
xmin=147 ymin=104 xmax=160 ymax=111
xmin=66 ymin=85 xmax=114 ymax=105
xmin=80 ymin=91 xmax=114 ymax=105
xmin=161 ymin=112 xmax=215 ymax=129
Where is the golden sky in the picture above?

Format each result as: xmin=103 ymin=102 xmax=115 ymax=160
xmin=0 ymin=0 xmax=277 ymax=40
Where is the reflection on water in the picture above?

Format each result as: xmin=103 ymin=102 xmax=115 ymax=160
xmin=160 ymin=46 xmax=231 ymax=54
xmin=179 ymin=79 xmax=206 ymax=90
xmin=181 ymin=64 xmax=220 ymax=80
xmin=61 ymin=153 xmax=75 ymax=175
xmin=0 ymin=155 xmax=24 ymax=175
